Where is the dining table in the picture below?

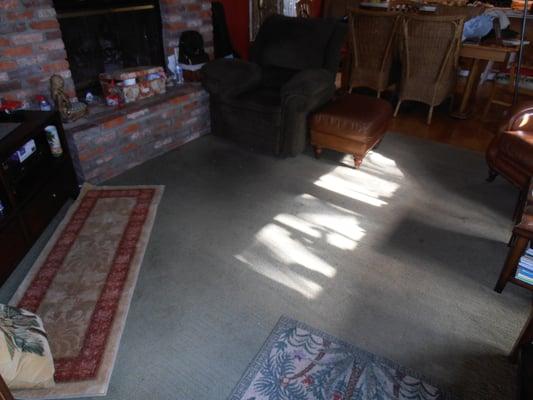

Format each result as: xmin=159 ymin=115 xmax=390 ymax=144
xmin=452 ymin=42 xmax=519 ymax=119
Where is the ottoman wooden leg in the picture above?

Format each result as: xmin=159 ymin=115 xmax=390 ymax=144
xmin=314 ymin=147 xmax=322 ymax=159
xmin=486 ymin=169 xmax=498 ymax=182
xmin=353 ymin=155 xmax=363 ymax=169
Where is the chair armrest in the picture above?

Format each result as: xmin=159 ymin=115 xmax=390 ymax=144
xmin=279 ymin=69 xmax=336 ymax=156
xmin=505 ymin=101 xmax=533 ymax=132
xmin=281 ymin=69 xmax=336 ymax=103
xmin=201 ymin=58 xmax=262 ymax=98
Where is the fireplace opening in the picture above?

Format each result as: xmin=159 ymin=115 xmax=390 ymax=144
xmin=53 ymin=0 xmax=165 ymax=98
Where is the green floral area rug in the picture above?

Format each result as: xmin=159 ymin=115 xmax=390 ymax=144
xmin=228 ymin=316 xmax=453 ymax=400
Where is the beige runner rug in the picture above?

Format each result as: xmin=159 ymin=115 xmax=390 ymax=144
xmin=10 ymin=184 xmax=164 ymax=399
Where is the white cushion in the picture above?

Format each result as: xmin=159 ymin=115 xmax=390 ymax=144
xmin=0 ymin=304 xmax=55 ymax=389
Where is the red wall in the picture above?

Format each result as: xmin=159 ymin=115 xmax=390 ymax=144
xmin=217 ymin=0 xmax=250 ymax=59
xmin=215 ymin=0 xmax=324 ymax=60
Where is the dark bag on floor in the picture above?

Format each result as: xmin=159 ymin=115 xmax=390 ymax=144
xmin=179 ymin=31 xmax=210 ymax=65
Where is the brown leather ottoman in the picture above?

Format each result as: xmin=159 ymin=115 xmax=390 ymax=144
xmin=310 ymin=94 xmax=393 ymax=168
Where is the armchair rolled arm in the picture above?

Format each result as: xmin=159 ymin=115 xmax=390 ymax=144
xmin=505 ymin=101 xmax=533 ymax=132
xmin=201 ymin=58 xmax=262 ymax=98
xmin=280 ymin=69 xmax=336 ymax=156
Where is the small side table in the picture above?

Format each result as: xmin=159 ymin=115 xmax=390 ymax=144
xmin=494 ymin=209 xmax=533 ymax=293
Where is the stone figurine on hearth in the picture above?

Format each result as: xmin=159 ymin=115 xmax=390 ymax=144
xmin=49 ymin=75 xmax=88 ymax=123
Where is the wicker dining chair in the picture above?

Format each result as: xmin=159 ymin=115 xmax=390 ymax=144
xmin=387 ymin=0 xmax=418 ymax=13
xmin=348 ymin=8 xmax=401 ymax=98
xmin=394 ymin=14 xmax=465 ymax=124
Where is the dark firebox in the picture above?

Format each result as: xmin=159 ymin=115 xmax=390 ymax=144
xmin=53 ymin=0 xmax=165 ymax=97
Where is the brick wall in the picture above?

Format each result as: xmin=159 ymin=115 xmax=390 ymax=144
xmin=160 ymin=0 xmax=213 ymax=59
xmin=68 ymin=87 xmax=210 ymax=183
xmin=1 ymin=0 xmax=213 ymax=184
xmin=0 ymin=0 xmax=75 ymax=102
xmin=0 ymin=0 xmax=213 ymax=102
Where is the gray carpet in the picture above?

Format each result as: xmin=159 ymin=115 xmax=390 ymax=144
xmin=1 ymin=132 xmax=530 ymax=400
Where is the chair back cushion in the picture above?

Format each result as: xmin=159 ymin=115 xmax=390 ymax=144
xmin=250 ymin=15 xmax=345 ymax=73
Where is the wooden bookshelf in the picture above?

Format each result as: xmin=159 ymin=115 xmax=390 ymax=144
xmin=0 ymin=111 xmax=79 ymax=284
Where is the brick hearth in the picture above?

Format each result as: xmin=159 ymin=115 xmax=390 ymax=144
xmin=65 ymin=85 xmax=209 ymax=183
xmin=0 ymin=0 xmax=213 ymax=184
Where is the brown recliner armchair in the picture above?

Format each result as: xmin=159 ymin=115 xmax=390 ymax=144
xmin=486 ymin=101 xmax=533 ymax=190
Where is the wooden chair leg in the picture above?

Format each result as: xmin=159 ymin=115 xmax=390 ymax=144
xmin=353 ymin=155 xmax=363 ymax=169
xmin=486 ymin=169 xmax=499 ymax=182
xmin=513 ymin=187 xmax=527 ymax=223
xmin=313 ymin=146 xmax=322 ymax=159
xmin=483 ymin=80 xmax=497 ymax=120
xmin=508 ymin=232 xmax=517 ymax=248
xmin=448 ymin=95 xmax=455 ymax=113
xmin=510 ymin=302 xmax=533 ymax=362
xmin=394 ymin=100 xmax=402 ymax=117
xmin=427 ymin=106 xmax=434 ymax=125
xmin=495 ymin=236 xmax=529 ymax=293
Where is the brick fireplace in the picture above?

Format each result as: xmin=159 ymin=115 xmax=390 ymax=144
xmin=0 ymin=0 xmax=213 ymax=183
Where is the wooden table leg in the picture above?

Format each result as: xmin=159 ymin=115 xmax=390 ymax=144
xmin=451 ymin=58 xmax=484 ymax=119
xmin=510 ymin=302 xmax=533 ymax=362
xmin=495 ymin=235 xmax=529 ymax=293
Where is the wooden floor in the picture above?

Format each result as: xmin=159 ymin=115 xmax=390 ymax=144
xmin=359 ymin=79 xmax=512 ymax=153
xmin=390 ymin=97 xmax=498 ymax=153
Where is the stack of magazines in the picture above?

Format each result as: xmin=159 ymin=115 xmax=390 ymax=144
xmin=516 ymin=245 xmax=533 ymax=285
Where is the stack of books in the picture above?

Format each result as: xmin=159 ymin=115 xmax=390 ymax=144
xmin=516 ymin=246 xmax=533 ymax=285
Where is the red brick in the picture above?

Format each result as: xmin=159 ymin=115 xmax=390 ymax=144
xmin=10 ymin=32 xmax=43 ymax=45
xmin=122 ymin=143 xmax=138 ymax=153
xmin=45 ymin=31 xmax=62 ymax=40
xmin=0 ymin=61 xmax=17 ymax=72
xmin=38 ymin=39 xmax=64 ymax=52
xmin=186 ymin=4 xmax=201 ymax=12
xmin=0 ymin=81 xmax=21 ymax=92
xmin=30 ymin=20 xmax=59 ymax=30
xmin=123 ymin=123 xmax=140 ymax=134
xmin=2 ymin=45 xmax=32 ymax=57
xmin=163 ymin=22 xmax=187 ymax=31
xmin=79 ymin=147 xmax=104 ymax=162
xmin=42 ymin=60 xmax=69 ymax=73
xmin=126 ymin=108 xmax=149 ymax=120
xmin=102 ymin=116 xmax=126 ymax=129
xmin=7 ymin=10 xmax=33 ymax=20
xmin=184 ymin=101 xmax=198 ymax=111
xmin=0 ymin=38 xmax=10 ymax=47
xmin=169 ymin=94 xmax=189 ymax=105
xmin=0 ymin=0 xmax=19 ymax=10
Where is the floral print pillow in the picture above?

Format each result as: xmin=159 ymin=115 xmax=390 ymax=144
xmin=0 ymin=304 xmax=55 ymax=389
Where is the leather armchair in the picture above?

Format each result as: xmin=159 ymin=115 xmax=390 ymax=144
xmin=202 ymin=15 xmax=347 ymax=156
xmin=486 ymin=101 xmax=533 ymax=189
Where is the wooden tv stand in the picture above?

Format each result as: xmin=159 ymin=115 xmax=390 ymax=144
xmin=0 ymin=110 xmax=79 ymax=284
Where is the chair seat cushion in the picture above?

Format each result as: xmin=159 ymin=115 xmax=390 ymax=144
xmin=310 ymin=94 xmax=393 ymax=142
xmin=229 ymin=86 xmax=282 ymax=113
xmin=261 ymin=66 xmax=299 ymax=90
xmin=0 ymin=304 xmax=55 ymax=390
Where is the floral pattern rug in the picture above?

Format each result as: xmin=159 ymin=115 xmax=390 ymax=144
xmin=10 ymin=185 xmax=164 ymax=399
xmin=229 ymin=317 xmax=453 ymax=400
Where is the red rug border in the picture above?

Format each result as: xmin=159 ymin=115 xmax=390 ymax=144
xmin=17 ymin=188 xmax=156 ymax=382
